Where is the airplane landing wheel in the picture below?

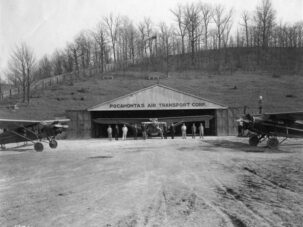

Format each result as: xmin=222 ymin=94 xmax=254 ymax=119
xmin=267 ymin=137 xmax=279 ymax=149
xmin=249 ymin=135 xmax=259 ymax=146
xmin=34 ymin=142 xmax=44 ymax=152
xmin=49 ymin=140 xmax=58 ymax=149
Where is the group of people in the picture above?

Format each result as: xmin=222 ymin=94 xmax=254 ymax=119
xmin=181 ymin=123 xmax=204 ymax=139
xmin=106 ymin=124 xmax=129 ymax=141
xmin=106 ymin=122 xmax=204 ymax=140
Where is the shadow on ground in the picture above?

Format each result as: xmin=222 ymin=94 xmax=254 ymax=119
xmin=88 ymin=155 xmax=113 ymax=159
xmin=203 ymin=140 xmax=291 ymax=153
xmin=0 ymin=148 xmax=34 ymax=152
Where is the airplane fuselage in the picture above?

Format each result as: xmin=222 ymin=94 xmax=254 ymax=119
xmin=0 ymin=125 xmax=62 ymax=145
xmin=245 ymin=119 xmax=303 ymax=138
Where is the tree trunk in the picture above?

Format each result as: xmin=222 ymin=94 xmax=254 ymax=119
xmin=27 ymin=68 xmax=30 ymax=103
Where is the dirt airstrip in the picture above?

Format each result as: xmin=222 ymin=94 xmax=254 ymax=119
xmin=1 ymin=137 xmax=303 ymax=227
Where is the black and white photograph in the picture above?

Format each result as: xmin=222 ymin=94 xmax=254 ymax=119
xmin=0 ymin=0 xmax=303 ymax=226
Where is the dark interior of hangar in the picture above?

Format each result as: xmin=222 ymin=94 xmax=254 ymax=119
xmin=91 ymin=109 xmax=216 ymax=138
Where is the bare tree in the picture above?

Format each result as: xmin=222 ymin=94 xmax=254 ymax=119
xmin=170 ymin=4 xmax=188 ymax=54
xmin=67 ymin=42 xmax=80 ymax=73
xmin=254 ymin=0 xmax=276 ymax=48
xmin=63 ymin=47 xmax=74 ymax=73
xmin=75 ymin=31 xmax=92 ymax=70
xmin=138 ymin=22 xmax=146 ymax=58
xmin=240 ymin=11 xmax=250 ymax=47
xmin=104 ymin=13 xmax=120 ymax=63
xmin=184 ymin=3 xmax=201 ymax=65
xmin=212 ymin=5 xmax=233 ymax=49
xmin=127 ymin=22 xmax=137 ymax=64
xmin=295 ymin=21 xmax=303 ymax=48
xmin=8 ymin=43 xmax=35 ymax=103
xmin=200 ymin=3 xmax=212 ymax=49
xmin=144 ymin=18 xmax=154 ymax=56
xmin=158 ymin=22 xmax=173 ymax=74
xmin=92 ymin=22 xmax=107 ymax=73
xmin=222 ymin=19 xmax=233 ymax=47
xmin=37 ymin=55 xmax=52 ymax=79
xmin=119 ymin=19 xmax=137 ymax=64
xmin=52 ymin=49 xmax=64 ymax=75
xmin=116 ymin=16 xmax=132 ymax=68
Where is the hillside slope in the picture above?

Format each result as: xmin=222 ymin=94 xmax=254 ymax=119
xmin=0 ymin=71 xmax=302 ymax=120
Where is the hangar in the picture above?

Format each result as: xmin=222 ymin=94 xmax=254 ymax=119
xmin=66 ymin=84 xmax=240 ymax=138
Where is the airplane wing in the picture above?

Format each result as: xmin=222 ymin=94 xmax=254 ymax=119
xmin=158 ymin=115 xmax=214 ymax=126
xmin=94 ymin=115 xmax=213 ymax=126
xmin=0 ymin=119 xmax=70 ymax=130
xmin=264 ymin=111 xmax=303 ymax=123
xmin=93 ymin=118 xmax=147 ymax=126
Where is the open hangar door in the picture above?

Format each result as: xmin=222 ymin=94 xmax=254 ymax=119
xmin=91 ymin=109 xmax=217 ymax=138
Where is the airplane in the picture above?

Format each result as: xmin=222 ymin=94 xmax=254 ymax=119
xmin=0 ymin=118 xmax=70 ymax=152
xmin=240 ymin=111 xmax=303 ymax=148
xmin=93 ymin=115 xmax=213 ymax=137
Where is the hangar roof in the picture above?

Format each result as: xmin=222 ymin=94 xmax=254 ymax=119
xmin=88 ymin=84 xmax=227 ymax=111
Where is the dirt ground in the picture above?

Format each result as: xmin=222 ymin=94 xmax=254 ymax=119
xmin=1 ymin=136 xmax=303 ymax=227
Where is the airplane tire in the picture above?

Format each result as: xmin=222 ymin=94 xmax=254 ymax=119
xmin=34 ymin=142 xmax=44 ymax=152
xmin=249 ymin=135 xmax=259 ymax=146
xmin=267 ymin=138 xmax=279 ymax=149
xmin=49 ymin=140 xmax=58 ymax=149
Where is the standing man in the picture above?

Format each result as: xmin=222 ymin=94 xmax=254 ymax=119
xmin=141 ymin=124 xmax=147 ymax=140
xmin=191 ymin=123 xmax=196 ymax=139
xmin=114 ymin=124 xmax=119 ymax=140
xmin=170 ymin=123 xmax=175 ymax=139
xmin=107 ymin=125 xmax=112 ymax=141
xmin=133 ymin=124 xmax=138 ymax=140
xmin=238 ymin=120 xmax=243 ymax=137
xmin=163 ymin=124 xmax=168 ymax=139
xmin=157 ymin=126 xmax=163 ymax=139
xmin=199 ymin=123 xmax=204 ymax=139
xmin=122 ymin=124 xmax=128 ymax=140
xmin=181 ymin=123 xmax=187 ymax=139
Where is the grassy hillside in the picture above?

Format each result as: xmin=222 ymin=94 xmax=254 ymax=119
xmin=0 ymin=70 xmax=303 ymax=120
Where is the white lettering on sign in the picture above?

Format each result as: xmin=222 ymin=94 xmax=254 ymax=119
xmin=109 ymin=104 xmax=145 ymax=108
xmin=108 ymin=102 xmax=206 ymax=109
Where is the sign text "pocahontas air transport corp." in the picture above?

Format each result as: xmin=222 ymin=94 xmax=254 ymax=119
xmin=109 ymin=102 xmax=206 ymax=109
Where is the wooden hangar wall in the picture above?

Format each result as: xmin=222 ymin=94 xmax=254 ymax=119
xmin=65 ymin=110 xmax=91 ymax=138
xmin=216 ymin=107 xmax=242 ymax=136
xmin=65 ymin=108 xmax=241 ymax=138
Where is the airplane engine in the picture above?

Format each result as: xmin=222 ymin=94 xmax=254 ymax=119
xmin=146 ymin=124 xmax=159 ymax=136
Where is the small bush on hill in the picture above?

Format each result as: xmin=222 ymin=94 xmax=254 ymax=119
xmin=286 ymin=94 xmax=295 ymax=98
xmin=272 ymin=73 xmax=281 ymax=78
xmin=77 ymin=88 xmax=88 ymax=93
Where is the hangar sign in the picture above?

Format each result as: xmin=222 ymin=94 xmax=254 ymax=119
xmin=88 ymin=84 xmax=226 ymax=111
xmin=108 ymin=102 xmax=206 ymax=109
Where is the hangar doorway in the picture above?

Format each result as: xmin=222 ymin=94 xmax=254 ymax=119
xmin=88 ymin=84 xmax=227 ymax=138
xmin=91 ymin=109 xmax=217 ymax=138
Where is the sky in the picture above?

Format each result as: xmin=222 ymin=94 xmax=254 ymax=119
xmin=0 ymin=0 xmax=302 ymax=80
